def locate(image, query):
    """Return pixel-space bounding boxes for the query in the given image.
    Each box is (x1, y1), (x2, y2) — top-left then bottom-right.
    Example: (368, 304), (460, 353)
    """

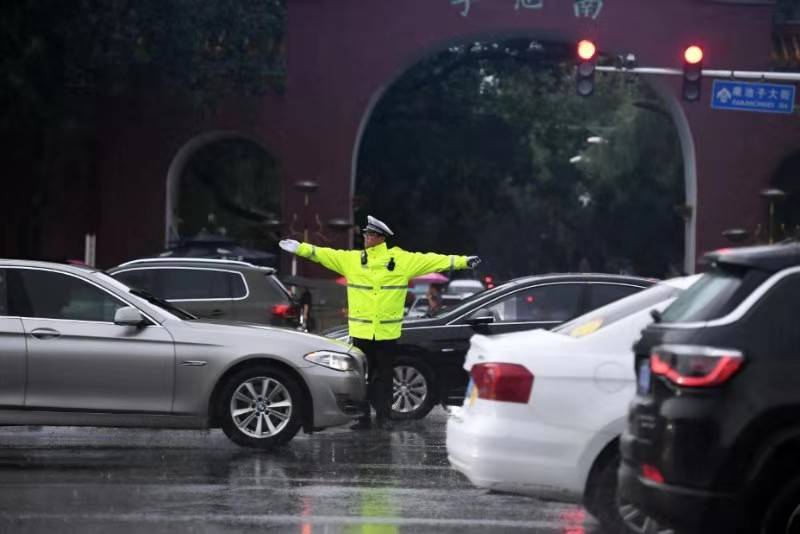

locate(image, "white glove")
(279, 239), (300, 254)
(467, 256), (481, 268)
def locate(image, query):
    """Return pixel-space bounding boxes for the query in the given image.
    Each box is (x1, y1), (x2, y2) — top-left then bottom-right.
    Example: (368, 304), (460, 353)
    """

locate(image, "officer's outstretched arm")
(405, 251), (469, 279)
(296, 243), (355, 276)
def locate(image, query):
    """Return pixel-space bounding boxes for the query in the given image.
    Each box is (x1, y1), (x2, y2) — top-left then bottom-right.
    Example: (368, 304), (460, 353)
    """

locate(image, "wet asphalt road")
(0, 408), (601, 534)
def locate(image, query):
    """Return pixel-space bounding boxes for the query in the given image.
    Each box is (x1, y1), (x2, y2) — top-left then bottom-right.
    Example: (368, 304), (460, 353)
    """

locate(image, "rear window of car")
(113, 268), (247, 300)
(660, 265), (770, 323)
(555, 283), (680, 338)
(267, 274), (292, 300)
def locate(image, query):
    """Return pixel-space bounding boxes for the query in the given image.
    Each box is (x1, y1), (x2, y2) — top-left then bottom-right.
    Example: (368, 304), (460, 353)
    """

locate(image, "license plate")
(637, 360), (651, 395)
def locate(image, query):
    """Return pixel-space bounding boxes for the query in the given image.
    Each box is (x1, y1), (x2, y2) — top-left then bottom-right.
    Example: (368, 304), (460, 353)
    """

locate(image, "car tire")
(219, 365), (303, 449)
(761, 475), (800, 534)
(390, 356), (436, 421)
(588, 451), (630, 534)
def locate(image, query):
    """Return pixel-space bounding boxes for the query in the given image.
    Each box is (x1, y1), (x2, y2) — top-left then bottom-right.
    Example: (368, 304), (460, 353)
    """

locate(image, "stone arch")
(349, 33), (697, 273)
(164, 131), (277, 247)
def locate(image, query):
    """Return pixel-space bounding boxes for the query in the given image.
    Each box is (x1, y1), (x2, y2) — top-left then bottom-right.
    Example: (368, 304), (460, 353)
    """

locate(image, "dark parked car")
(327, 273), (655, 420)
(109, 258), (300, 327)
(620, 243), (800, 534)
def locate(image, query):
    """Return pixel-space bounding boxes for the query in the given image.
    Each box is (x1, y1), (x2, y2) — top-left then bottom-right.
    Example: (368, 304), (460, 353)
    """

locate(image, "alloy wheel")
(392, 365), (428, 413)
(229, 377), (293, 438)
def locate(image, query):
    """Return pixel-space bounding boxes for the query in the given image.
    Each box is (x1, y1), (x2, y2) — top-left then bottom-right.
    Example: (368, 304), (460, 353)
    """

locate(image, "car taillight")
(271, 303), (297, 318)
(650, 344), (743, 388)
(470, 363), (533, 404)
(642, 464), (665, 484)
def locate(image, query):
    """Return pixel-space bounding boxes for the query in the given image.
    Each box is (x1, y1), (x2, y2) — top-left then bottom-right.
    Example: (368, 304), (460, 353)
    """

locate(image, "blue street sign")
(711, 80), (796, 115)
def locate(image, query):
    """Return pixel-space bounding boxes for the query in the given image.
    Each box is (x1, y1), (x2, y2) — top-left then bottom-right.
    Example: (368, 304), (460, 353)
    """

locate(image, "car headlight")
(304, 350), (356, 372)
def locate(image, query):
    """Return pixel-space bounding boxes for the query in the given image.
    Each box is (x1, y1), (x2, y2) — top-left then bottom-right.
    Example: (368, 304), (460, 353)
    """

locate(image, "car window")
(588, 283), (642, 310)
(265, 274), (292, 300)
(430, 282), (510, 318)
(485, 284), (582, 322)
(0, 270), (7, 316)
(660, 266), (770, 323)
(555, 283), (680, 338)
(113, 269), (159, 294)
(153, 269), (234, 300)
(7, 269), (125, 322)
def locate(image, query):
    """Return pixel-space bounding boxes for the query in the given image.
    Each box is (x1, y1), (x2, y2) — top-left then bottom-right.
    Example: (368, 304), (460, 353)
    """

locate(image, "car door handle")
(30, 328), (61, 340)
(207, 309), (224, 317)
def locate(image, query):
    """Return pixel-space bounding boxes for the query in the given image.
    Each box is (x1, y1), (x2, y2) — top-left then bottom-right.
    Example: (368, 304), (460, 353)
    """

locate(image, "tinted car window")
(486, 284), (581, 322)
(0, 270), (7, 315)
(555, 283), (679, 338)
(113, 269), (158, 294)
(7, 269), (125, 322)
(155, 269), (233, 300)
(265, 274), (291, 301)
(588, 283), (641, 310)
(660, 266), (769, 323)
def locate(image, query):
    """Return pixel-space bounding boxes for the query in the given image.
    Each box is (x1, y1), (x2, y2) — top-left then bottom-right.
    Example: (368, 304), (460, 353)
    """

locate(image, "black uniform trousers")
(352, 338), (395, 423)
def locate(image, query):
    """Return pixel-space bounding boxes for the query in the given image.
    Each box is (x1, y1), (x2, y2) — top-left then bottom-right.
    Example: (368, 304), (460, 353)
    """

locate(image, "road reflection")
(0, 409), (600, 533)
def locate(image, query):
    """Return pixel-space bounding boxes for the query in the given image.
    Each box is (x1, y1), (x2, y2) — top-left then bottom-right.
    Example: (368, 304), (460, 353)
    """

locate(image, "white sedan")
(446, 275), (699, 533)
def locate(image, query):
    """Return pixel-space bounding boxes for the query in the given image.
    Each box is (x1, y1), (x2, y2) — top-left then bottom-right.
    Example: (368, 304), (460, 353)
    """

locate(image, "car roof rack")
(115, 257), (276, 272)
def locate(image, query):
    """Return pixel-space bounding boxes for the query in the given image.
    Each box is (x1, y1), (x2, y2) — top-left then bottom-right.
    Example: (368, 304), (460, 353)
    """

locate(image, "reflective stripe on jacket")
(296, 241), (469, 340)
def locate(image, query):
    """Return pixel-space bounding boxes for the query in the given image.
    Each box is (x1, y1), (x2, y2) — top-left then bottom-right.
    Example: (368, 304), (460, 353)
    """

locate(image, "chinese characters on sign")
(711, 80), (796, 115)
(449, 0), (603, 17)
(450, 0), (473, 17)
(516, 0), (544, 9)
(574, 0), (603, 19)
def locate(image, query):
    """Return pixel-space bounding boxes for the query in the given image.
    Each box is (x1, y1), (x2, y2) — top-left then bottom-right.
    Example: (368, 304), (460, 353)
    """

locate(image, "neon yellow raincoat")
(296, 242), (469, 340)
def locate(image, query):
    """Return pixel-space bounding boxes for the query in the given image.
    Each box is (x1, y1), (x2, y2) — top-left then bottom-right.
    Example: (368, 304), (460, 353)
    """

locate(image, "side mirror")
(465, 308), (495, 326)
(114, 306), (147, 327)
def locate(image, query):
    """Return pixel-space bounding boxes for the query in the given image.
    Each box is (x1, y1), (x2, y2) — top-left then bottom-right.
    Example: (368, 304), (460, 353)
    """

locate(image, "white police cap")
(362, 215), (394, 237)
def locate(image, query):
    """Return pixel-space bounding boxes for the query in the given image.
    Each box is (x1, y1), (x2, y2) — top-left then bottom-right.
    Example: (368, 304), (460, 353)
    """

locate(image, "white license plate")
(637, 360), (651, 395)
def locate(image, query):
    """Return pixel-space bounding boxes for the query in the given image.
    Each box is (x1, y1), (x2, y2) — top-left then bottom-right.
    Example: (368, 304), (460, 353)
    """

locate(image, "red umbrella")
(412, 272), (449, 283)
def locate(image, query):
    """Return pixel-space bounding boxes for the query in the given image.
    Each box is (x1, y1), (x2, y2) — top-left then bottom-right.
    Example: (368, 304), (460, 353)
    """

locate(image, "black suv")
(620, 243), (800, 534)
(108, 258), (299, 327)
(327, 273), (653, 420)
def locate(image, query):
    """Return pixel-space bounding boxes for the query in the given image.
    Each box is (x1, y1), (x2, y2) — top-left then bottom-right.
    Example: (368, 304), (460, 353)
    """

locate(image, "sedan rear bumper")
(445, 406), (587, 502)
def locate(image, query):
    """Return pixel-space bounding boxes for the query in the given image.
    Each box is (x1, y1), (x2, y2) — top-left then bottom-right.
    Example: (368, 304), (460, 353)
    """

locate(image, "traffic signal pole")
(596, 65), (800, 82)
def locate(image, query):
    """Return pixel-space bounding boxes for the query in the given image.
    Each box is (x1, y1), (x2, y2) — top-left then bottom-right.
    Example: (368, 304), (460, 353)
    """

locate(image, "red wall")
(82, 0), (799, 272)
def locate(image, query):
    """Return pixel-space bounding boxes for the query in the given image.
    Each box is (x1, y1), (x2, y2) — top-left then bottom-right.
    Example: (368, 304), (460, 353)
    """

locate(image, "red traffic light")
(577, 40), (597, 61)
(684, 45), (703, 65)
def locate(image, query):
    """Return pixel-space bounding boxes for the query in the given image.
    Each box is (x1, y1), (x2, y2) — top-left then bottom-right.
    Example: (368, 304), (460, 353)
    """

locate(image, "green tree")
(0, 0), (285, 258)
(357, 39), (684, 279)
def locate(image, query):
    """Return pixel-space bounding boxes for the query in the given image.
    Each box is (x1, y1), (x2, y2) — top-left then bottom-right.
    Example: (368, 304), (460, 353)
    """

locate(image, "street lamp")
(761, 188), (788, 244)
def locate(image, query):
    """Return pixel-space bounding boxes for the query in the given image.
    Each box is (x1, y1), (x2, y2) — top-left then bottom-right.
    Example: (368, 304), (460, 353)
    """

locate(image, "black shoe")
(350, 419), (371, 431)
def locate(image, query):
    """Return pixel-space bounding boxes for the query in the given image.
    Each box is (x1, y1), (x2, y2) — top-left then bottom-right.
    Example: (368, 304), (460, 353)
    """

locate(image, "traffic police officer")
(279, 215), (480, 430)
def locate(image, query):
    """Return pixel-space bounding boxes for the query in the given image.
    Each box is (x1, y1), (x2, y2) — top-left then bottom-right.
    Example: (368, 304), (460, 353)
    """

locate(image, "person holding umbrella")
(279, 215), (480, 430)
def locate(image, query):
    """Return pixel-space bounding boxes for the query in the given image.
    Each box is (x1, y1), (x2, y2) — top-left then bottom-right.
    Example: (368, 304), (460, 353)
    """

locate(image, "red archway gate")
(91, 0), (800, 271)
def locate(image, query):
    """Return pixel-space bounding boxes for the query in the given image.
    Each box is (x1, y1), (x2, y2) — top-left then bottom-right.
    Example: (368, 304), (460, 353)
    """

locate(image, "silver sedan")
(0, 260), (367, 449)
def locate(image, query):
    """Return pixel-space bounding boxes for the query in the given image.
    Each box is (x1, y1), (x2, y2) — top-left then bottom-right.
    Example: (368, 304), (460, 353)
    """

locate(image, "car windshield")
(554, 283), (680, 338)
(93, 272), (196, 320)
(660, 266), (769, 323)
